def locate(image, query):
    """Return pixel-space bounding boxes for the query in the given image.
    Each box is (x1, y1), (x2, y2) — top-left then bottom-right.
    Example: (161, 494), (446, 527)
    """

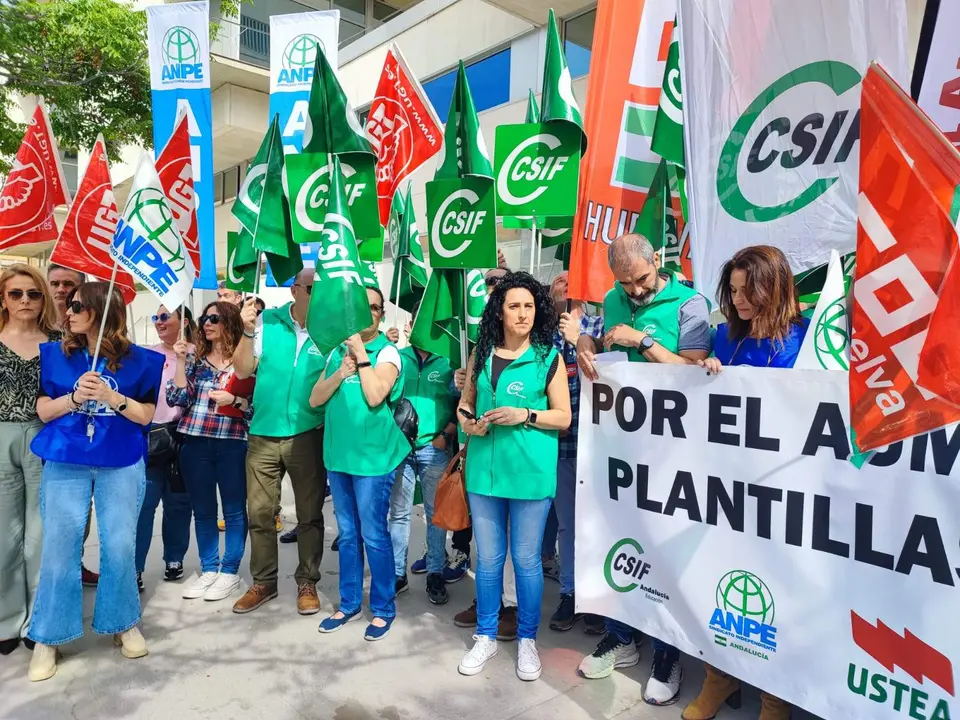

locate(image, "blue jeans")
(135, 462), (192, 572)
(28, 460), (146, 645)
(179, 437), (247, 575)
(388, 444), (449, 577)
(607, 618), (680, 660)
(468, 493), (552, 641)
(328, 469), (396, 619)
(555, 458), (577, 594)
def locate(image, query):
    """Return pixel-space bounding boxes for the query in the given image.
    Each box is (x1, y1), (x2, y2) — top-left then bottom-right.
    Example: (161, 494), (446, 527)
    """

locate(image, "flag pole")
(91, 261), (119, 369)
(529, 219), (537, 276)
(393, 268), (403, 332)
(460, 270), (469, 370)
(128, 305), (137, 344)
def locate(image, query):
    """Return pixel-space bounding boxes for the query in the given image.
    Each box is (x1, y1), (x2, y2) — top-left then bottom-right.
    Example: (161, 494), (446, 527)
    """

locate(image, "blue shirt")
(555, 313), (605, 460)
(32, 343), (164, 468)
(714, 319), (809, 368)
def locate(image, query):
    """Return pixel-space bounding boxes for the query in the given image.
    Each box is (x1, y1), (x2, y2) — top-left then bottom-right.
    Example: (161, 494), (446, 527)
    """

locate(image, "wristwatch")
(356, 361), (372, 369)
(232, 397), (244, 410)
(639, 335), (656, 352)
(116, 396), (128, 413)
(525, 411), (538, 428)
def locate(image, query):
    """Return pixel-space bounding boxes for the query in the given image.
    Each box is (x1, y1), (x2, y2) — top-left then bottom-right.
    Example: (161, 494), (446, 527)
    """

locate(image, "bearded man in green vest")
(576, 233), (711, 707)
(231, 270), (328, 617)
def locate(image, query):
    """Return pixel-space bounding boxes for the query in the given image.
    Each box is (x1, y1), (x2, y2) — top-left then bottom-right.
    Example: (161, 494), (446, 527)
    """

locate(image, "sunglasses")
(6, 289), (44, 301)
(198, 314), (221, 326)
(152, 313), (174, 323)
(67, 300), (87, 314)
(256, 308), (264, 316)
(293, 283), (312, 295)
(485, 277), (503, 287)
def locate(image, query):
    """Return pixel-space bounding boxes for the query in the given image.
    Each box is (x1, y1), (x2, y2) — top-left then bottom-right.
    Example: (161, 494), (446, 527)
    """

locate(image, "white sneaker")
(458, 635), (498, 676)
(204, 573), (241, 601)
(578, 632), (641, 679)
(182, 572), (219, 599)
(516, 638), (542, 681)
(643, 651), (683, 705)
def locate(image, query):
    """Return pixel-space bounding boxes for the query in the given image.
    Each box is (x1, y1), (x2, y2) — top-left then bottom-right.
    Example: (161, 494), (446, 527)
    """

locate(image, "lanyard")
(81, 350), (109, 442)
(730, 337), (781, 368)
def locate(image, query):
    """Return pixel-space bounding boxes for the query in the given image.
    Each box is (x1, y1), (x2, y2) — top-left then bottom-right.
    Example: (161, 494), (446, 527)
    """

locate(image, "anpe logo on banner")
(709, 570), (778, 660)
(278, 34), (323, 86)
(160, 26), (203, 83)
(815, 297), (850, 370)
(848, 612), (954, 719)
(717, 60), (862, 223)
(113, 188), (187, 294)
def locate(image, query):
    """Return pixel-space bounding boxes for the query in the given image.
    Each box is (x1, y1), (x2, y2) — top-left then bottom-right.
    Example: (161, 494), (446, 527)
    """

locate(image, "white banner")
(679, 0), (909, 297)
(915, 0), (960, 151)
(576, 363), (959, 720)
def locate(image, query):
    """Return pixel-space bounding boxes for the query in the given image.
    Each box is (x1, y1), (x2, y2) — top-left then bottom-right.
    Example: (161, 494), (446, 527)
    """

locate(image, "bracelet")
(356, 361), (372, 369)
(242, 330), (256, 339)
(69, 391), (80, 408)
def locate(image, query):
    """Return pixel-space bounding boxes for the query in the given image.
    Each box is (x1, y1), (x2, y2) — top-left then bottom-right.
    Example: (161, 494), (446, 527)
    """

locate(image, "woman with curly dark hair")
(168, 301), (252, 604)
(456, 271), (571, 682)
(27, 282), (163, 681)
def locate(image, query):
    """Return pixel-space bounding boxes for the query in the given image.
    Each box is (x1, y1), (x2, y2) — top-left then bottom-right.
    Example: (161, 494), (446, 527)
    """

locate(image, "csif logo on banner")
(160, 26), (204, 84)
(497, 133), (571, 205)
(493, 123), (581, 218)
(603, 538), (670, 604)
(717, 60), (862, 223)
(278, 34), (323, 87)
(293, 161), (365, 230)
(709, 570), (778, 660)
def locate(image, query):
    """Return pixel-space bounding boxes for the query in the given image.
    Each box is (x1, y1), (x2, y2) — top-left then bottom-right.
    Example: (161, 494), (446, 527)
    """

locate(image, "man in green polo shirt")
(231, 270), (327, 616)
(576, 233), (711, 707)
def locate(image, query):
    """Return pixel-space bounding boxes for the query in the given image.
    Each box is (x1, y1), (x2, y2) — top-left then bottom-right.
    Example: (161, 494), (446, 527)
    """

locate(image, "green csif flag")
(390, 185), (428, 313)
(409, 268), (486, 369)
(633, 158), (681, 272)
(435, 62), (494, 180)
(651, 17), (688, 223)
(541, 8), (586, 152)
(226, 230), (257, 292)
(359, 260), (380, 289)
(306, 156), (373, 355)
(525, 89), (540, 124)
(503, 92), (543, 230)
(303, 49), (373, 156)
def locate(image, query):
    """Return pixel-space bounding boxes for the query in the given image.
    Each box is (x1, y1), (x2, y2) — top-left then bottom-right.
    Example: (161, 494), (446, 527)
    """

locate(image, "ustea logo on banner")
(160, 26), (204, 84)
(278, 34), (322, 87)
(848, 611), (955, 719)
(709, 570), (778, 660)
(604, 538), (670, 604)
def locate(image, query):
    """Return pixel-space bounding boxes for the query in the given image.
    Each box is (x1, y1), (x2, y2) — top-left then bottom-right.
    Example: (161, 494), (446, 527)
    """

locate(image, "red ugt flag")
(0, 102), (70, 250)
(50, 136), (136, 303)
(156, 112), (200, 277)
(367, 44), (443, 226)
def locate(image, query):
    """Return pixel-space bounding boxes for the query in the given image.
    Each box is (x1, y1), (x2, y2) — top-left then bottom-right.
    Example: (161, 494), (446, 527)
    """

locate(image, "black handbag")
(147, 422), (179, 467)
(393, 397), (419, 448)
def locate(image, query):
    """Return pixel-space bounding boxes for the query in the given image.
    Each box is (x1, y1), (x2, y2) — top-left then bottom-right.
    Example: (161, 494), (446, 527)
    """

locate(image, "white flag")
(110, 152), (196, 309)
(795, 250), (849, 370)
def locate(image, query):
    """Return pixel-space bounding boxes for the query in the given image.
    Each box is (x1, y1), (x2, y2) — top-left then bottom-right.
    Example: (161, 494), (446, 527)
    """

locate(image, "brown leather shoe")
(297, 583), (321, 615)
(453, 600), (478, 628)
(232, 583), (278, 614)
(497, 605), (518, 642)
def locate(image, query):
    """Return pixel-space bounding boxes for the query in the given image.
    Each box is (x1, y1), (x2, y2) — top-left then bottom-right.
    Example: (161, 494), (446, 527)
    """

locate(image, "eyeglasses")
(67, 300), (87, 314)
(152, 313), (173, 323)
(6, 289), (44, 301)
(370, 304), (383, 314)
(293, 283), (313, 295)
(198, 314), (221, 326)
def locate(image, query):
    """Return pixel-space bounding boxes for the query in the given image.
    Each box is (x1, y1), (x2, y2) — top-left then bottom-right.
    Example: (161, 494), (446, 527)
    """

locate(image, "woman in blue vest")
(457, 271), (571, 682)
(27, 282), (163, 682)
(684, 245), (805, 720)
(310, 286), (407, 642)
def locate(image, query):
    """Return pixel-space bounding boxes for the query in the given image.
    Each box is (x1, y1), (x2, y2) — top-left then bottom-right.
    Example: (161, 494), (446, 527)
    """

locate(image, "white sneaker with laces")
(643, 653), (683, 705)
(578, 632), (641, 679)
(516, 638), (542, 681)
(458, 635), (498, 676)
(182, 572), (219, 599)
(204, 573), (241, 601)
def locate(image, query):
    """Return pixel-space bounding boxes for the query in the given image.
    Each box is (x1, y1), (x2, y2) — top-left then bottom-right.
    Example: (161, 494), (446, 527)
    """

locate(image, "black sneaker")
(137, 572), (145, 594)
(331, 534), (340, 552)
(164, 562), (184, 581)
(395, 575), (409, 595)
(279, 527), (299, 544)
(583, 613), (606, 635)
(549, 593), (581, 631)
(426, 573), (448, 605)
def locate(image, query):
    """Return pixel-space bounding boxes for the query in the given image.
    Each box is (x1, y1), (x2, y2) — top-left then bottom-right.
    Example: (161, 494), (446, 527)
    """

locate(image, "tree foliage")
(0, 0), (242, 173)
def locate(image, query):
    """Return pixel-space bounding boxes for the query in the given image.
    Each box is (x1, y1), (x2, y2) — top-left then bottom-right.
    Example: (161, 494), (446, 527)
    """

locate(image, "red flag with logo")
(50, 136), (136, 303)
(0, 101), (70, 251)
(367, 44), (443, 226)
(156, 112), (200, 277)
(850, 63), (960, 451)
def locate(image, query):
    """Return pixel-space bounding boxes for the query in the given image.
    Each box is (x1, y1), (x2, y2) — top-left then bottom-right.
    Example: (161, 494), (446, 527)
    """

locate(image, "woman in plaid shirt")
(167, 302), (252, 604)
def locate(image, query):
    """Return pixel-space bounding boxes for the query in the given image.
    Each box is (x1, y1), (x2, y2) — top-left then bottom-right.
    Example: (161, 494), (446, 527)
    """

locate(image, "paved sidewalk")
(0, 483), (821, 720)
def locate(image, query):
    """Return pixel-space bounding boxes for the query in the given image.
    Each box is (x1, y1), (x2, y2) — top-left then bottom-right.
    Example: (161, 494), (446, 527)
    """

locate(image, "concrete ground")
(0, 480), (822, 720)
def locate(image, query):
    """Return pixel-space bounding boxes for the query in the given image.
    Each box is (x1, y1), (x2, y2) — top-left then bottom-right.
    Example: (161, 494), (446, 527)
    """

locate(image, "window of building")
(59, 150), (79, 198)
(563, 7), (596, 78)
(423, 49), (512, 123)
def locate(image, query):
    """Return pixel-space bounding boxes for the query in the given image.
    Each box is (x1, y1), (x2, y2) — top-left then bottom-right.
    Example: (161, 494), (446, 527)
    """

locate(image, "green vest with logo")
(465, 346), (559, 500)
(399, 347), (457, 449)
(602, 273), (698, 362)
(322, 332), (408, 477)
(250, 303), (326, 438)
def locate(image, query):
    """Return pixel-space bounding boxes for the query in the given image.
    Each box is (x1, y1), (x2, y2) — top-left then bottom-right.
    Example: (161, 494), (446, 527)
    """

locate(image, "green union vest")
(399, 347), (457, 449)
(249, 303), (326, 438)
(323, 332), (408, 477)
(465, 345), (559, 501)
(602, 272), (698, 361)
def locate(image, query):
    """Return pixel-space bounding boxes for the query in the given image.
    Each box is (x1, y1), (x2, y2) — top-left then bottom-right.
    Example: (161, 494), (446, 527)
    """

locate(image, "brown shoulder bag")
(432, 444), (471, 531)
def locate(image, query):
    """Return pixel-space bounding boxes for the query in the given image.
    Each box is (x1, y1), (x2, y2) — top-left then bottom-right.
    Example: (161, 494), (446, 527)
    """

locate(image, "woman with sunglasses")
(683, 245), (806, 720)
(168, 302), (251, 603)
(134, 306), (197, 592)
(0, 265), (60, 659)
(310, 287), (407, 642)
(27, 282), (163, 681)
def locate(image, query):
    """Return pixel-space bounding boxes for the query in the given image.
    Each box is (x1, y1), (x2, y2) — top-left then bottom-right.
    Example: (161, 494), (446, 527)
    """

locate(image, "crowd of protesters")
(0, 234), (808, 720)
